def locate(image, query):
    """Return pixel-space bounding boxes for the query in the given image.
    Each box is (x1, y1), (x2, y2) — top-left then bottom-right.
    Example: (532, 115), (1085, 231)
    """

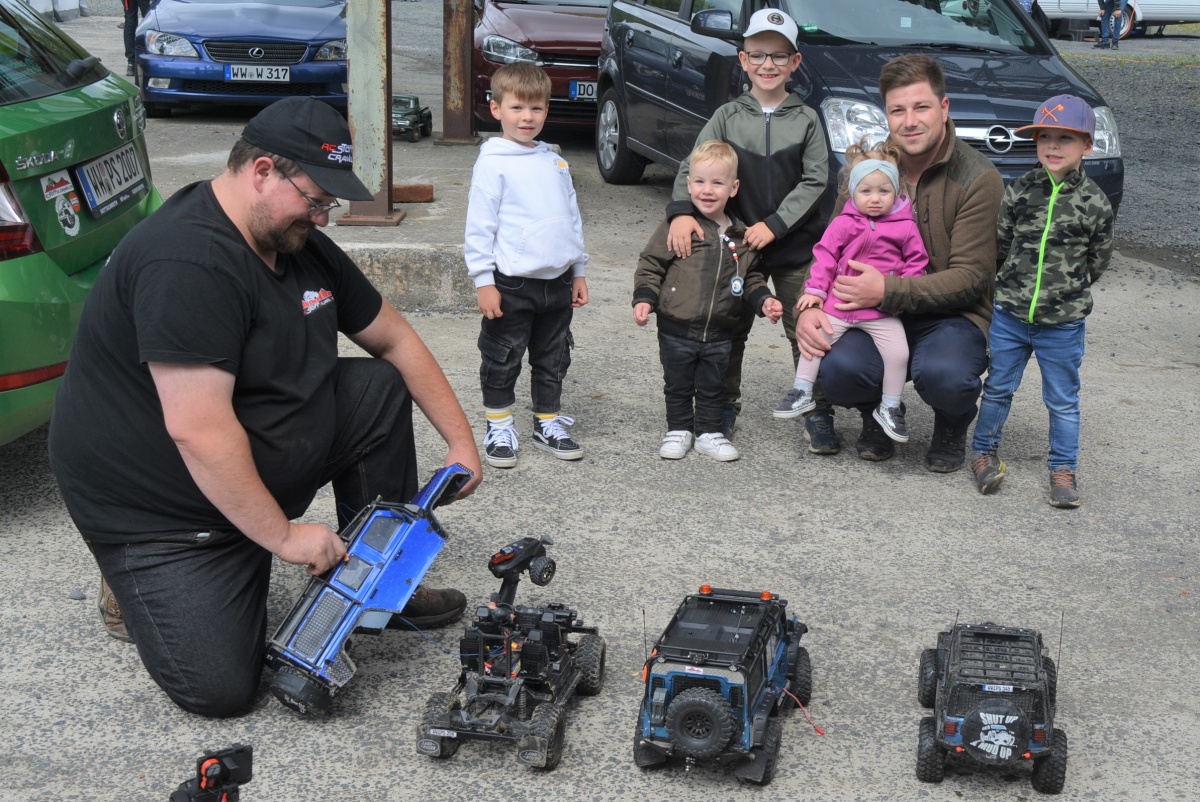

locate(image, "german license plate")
(227, 64), (290, 82)
(982, 684), (1014, 692)
(73, 142), (148, 217)
(569, 80), (597, 101)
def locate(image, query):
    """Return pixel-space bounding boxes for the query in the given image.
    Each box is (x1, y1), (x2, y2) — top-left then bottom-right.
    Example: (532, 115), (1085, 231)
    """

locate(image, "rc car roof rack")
(954, 623), (1041, 685)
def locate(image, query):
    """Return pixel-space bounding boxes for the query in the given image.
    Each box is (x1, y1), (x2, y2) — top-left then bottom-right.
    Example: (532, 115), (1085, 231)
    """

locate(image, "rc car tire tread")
(1044, 655), (1058, 707)
(419, 691), (460, 759)
(789, 646), (813, 707)
(916, 716), (946, 783)
(665, 687), (735, 760)
(751, 719), (783, 786)
(918, 647), (939, 708)
(1030, 728), (1068, 794)
(576, 633), (606, 696)
(528, 702), (567, 770)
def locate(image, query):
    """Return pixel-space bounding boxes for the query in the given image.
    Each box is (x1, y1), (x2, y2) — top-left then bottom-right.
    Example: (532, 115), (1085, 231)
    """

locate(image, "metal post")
(340, 0), (404, 225)
(440, 0), (478, 144)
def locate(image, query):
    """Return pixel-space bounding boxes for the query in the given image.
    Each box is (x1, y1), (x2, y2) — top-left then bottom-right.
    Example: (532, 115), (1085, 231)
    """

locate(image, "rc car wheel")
(269, 665), (332, 717)
(519, 702), (567, 770)
(529, 555), (556, 586)
(665, 687), (735, 760)
(416, 691), (461, 759)
(633, 721), (667, 768)
(750, 719), (783, 786)
(420, 121), (433, 137)
(576, 634), (606, 696)
(1043, 656), (1058, 707)
(1030, 727), (1068, 794)
(595, 88), (645, 185)
(787, 643), (816, 705)
(915, 716), (946, 783)
(917, 647), (939, 708)
(407, 128), (420, 143)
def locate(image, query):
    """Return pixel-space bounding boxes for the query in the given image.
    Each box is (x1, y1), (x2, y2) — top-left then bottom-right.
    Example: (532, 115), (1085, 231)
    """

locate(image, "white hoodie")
(464, 137), (588, 288)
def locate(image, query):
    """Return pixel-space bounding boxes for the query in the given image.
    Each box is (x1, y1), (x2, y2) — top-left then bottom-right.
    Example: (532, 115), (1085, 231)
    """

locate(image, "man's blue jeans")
(1099, 0), (1129, 44)
(972, 305), (1086, 470)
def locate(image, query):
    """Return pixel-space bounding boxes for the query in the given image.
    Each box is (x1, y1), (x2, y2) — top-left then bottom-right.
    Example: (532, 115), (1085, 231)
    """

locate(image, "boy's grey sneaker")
(483, 421), (519, 468)
(969, 451), (1006, 495)
(658, 430), (694, 460)
(872, 403), (909, 442)
(773, 387), (815, 419)
(803, 408), (840, 454)
(533, 415), (583, 460)
(694, 432), (739, 462)
(1049, 468), (1081, 508)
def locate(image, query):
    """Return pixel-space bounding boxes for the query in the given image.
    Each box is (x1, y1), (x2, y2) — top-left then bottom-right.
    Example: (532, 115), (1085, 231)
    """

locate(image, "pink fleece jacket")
(806, 197), (929, 323)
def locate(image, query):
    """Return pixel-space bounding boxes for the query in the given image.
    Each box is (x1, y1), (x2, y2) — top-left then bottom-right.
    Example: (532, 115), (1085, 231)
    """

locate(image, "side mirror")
(690, 9), (741, 41)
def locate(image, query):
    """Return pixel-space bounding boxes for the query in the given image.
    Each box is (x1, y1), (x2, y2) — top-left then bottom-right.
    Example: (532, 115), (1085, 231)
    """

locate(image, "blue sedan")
(135, 0), (348, 117)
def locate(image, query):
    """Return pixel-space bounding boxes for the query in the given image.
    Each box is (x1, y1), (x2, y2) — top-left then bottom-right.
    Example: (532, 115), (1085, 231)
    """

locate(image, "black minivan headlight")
(1088, 106), (1120, 159)
(821, 98), (889, 153)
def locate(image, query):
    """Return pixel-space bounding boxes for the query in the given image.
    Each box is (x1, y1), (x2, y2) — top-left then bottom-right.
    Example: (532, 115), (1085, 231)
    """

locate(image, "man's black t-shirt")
(49, 182), (383, 542)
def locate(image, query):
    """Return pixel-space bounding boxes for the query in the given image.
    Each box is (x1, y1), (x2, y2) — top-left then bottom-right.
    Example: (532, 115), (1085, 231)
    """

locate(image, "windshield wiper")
(904, 42), (1013, 54)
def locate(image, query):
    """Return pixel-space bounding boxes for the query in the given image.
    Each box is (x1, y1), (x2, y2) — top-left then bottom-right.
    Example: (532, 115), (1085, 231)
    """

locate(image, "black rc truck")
(416, 536), (605, 770)
(634, 586), (811, 785)
(916, 622), (1067, 794)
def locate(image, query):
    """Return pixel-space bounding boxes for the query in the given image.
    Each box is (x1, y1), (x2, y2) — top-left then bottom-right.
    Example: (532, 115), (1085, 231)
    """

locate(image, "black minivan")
(595, 0), (1123, 217)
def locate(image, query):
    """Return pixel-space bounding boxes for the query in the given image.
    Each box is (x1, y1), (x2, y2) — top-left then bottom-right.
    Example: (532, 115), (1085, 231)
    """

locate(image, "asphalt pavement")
(2, 9), (1198, 802)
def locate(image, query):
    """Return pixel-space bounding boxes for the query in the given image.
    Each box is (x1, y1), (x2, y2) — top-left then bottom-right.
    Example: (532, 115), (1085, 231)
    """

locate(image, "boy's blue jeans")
(478, 272), (574, 413)
(972, 305), (1086, 470)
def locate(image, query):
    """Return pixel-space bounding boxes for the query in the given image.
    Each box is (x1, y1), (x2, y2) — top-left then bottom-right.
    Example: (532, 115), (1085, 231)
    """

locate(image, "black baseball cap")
(242, 97), (374, 201)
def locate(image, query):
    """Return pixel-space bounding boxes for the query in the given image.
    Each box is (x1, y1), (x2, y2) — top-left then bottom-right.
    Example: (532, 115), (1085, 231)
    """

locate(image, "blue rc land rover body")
(635, 586), (811, 785)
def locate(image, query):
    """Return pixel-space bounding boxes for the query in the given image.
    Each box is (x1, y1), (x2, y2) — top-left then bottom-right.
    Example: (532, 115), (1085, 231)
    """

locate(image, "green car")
(0, 0), (162, 447)
(391, 94), (433, 143)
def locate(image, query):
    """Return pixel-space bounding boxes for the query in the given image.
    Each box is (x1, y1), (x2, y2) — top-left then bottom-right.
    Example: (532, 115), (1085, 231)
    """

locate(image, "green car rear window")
(1, 0), (108, 106)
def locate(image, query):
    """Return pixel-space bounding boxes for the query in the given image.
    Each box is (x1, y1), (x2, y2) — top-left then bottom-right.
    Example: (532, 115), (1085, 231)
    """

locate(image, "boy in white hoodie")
(465, 63), (589, 468)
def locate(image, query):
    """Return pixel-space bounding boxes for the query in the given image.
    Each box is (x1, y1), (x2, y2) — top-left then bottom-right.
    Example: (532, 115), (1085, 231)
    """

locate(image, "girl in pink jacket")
(773, 145), (928, 442)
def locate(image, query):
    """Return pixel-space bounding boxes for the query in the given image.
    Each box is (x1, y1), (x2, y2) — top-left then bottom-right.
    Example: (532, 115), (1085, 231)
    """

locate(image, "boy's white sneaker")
(694, 432), (739, 462)
(658, 430), (694, 459)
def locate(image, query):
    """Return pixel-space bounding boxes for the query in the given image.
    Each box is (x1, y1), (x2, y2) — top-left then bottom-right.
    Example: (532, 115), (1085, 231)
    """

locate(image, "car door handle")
(671, 50), (683, 70)
(624, 30), (634, 48)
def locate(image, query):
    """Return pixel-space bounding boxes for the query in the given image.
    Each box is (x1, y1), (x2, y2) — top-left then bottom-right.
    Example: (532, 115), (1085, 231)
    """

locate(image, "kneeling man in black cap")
(49, 98), (483, 717)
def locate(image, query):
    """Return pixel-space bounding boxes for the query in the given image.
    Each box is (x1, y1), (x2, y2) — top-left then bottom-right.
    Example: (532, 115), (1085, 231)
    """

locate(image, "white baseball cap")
(742, 9), (799, 49)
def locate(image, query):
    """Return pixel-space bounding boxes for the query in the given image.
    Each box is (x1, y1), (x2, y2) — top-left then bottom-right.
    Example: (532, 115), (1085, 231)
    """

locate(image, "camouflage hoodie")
(995, 166), (1114, 325)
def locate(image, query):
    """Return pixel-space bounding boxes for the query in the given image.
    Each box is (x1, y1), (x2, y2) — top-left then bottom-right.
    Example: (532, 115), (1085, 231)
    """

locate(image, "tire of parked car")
(595, 88), (645, 184)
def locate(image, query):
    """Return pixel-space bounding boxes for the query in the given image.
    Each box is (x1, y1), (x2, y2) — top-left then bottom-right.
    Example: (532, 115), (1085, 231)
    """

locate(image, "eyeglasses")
(743, 51), (795, 66)
(279, 170), (341, 216)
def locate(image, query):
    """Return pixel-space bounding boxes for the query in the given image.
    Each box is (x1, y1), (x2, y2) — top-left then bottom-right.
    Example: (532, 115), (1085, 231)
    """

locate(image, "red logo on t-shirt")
(301, 288), (334, 315)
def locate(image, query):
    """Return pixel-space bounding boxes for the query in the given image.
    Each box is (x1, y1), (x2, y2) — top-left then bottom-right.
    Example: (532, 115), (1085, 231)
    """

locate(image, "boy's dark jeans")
(659, 331), (732, 435)
(85, 358), (418, 718)
(816, 314), (988, 431)
(478, 272), (574, 414)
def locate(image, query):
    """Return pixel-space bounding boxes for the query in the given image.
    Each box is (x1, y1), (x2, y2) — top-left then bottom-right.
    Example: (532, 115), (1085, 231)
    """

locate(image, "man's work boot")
(98, 577), (133, 643)
(926, 413), (968, 473)
(803, 408), (840, 455)
(855, 409), (894, 461)
(388, 585), (467, 631)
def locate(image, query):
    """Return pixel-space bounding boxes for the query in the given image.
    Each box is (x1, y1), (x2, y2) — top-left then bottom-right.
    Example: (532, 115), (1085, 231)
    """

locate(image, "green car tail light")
(0, 168), (44, 260)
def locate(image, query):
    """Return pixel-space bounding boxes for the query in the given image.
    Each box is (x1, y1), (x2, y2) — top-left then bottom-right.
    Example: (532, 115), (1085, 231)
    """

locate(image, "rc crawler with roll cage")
(916, 621), (1067, 794)
(634, 585), (811, 785)
(416, 536), (606, 770)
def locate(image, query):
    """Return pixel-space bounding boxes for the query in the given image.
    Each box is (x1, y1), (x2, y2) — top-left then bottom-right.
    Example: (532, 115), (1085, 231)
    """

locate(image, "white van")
(1039, 0), (1200, 39)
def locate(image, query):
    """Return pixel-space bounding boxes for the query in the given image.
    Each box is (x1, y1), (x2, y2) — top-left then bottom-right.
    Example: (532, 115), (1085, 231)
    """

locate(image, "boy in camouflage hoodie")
(969, 95), (1114, 507)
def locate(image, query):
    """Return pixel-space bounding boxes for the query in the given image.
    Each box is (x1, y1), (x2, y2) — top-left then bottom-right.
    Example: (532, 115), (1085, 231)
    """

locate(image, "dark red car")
(473, 0), (606, 129)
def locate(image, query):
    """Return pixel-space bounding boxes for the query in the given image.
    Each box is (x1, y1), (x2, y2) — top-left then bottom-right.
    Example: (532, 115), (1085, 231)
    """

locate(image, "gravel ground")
(1052, 34), (1200, 272)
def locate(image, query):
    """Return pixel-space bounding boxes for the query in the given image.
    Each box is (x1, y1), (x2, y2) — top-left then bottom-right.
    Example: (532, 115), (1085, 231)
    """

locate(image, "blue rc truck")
(634, 586), (811, 785)
(265, 464), (473, 716)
